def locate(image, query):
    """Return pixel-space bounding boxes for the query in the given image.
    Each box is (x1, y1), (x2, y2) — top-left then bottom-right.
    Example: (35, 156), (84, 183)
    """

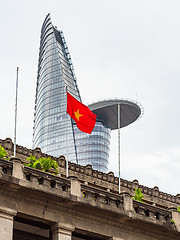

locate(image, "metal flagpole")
(118, 103), (121, 193)
(14, 67), (19, 157)
(66, 86), (68, 177)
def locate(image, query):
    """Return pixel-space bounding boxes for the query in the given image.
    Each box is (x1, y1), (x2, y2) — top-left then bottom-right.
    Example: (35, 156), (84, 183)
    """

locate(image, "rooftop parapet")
(0, 155), (180, 238)
(0, 137), (180, 209)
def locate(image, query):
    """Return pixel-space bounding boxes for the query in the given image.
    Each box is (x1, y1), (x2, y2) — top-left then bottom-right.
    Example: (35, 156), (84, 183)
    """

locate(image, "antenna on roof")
(14, 67), (19, 157)
(118, 103), (121, 193)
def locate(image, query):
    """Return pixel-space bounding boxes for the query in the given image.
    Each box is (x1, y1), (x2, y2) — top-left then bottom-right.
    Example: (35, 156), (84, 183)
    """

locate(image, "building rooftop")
(0, 137), (180, 239)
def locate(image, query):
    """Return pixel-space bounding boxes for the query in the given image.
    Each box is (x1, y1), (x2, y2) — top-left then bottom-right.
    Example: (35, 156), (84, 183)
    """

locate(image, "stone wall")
(0, 152), (180, 239)
(1, 137), (179, 209)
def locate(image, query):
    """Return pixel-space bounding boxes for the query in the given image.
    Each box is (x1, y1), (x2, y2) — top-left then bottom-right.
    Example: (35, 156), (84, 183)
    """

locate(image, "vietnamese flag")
(67, 92), (97, 134)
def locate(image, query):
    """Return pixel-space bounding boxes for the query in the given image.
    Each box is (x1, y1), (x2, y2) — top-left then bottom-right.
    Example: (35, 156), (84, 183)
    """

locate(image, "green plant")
(0, 145), (9, 160)
(133, 188), (144, 202)
(93, 194), (98, 201)
(40, 157), (58, 174)
(25, 156), (58, 175)
(82, 191), (87, 198)
(171, 219), (175, 224)
(177, 206), (180, 213)
(25, 155), (42, 169)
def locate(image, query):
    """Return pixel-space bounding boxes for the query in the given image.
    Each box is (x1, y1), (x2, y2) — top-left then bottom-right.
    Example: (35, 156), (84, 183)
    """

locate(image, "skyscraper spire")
(33, 13), (80, 162)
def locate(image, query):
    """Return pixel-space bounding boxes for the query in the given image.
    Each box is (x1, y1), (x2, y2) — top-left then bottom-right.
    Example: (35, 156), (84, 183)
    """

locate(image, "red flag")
(67, 92), (96, 134)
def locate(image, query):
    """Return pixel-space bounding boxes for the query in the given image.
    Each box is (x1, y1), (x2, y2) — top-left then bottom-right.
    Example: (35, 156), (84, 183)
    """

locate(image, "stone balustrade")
(0, 137), (180, 207)
(0, 156), (179, 232)
(133, 200), (172, 224)
(0, 158), (13, 177)
(23, 165), (71, 193)
(0, 158), (71, 193)
(81, 184), (124, 208)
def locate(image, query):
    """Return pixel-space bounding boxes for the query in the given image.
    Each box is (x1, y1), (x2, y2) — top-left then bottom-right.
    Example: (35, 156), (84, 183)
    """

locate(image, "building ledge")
(0, 157), (180, 237)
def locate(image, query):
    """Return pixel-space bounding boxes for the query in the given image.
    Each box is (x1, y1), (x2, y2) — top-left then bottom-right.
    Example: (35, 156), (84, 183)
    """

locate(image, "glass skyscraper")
(33, 13), (81, 164)
(33, 14), (142, 172)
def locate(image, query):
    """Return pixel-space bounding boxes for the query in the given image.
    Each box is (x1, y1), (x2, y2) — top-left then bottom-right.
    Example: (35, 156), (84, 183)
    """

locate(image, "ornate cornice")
(1, 137), (180, 207)
(0, 184), (178, 240)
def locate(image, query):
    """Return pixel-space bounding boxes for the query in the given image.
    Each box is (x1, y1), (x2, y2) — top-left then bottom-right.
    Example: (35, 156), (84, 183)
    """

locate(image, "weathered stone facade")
(0, 137), (180, 240)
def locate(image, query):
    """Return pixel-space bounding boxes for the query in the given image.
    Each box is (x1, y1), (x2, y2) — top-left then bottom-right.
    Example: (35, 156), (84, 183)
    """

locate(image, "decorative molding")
(0, 206), (17, 220)
(1, 137), (180, 207)
(0, 177), (179, 240)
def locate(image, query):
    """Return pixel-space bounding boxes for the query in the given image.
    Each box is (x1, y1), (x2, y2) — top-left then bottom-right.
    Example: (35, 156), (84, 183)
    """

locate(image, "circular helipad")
(88, 99), (143, 130)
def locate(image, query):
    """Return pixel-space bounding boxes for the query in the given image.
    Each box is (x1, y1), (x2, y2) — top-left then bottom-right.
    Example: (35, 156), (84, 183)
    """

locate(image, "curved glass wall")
(33, 14), (80, 162)
(74, 121), (111, 172)
(33, 14), (110, 172)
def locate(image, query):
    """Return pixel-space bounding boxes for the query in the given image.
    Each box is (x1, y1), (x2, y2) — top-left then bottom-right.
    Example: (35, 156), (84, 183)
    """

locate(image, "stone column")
(69, 176), (81, 197)
(121, 192), (134, 212)
(51, 222), (74, 240)
(112, 238), (124, 240)
(0, 206), (17, 240)
(169, 207), (180, 232)
(10, 157), (24, 179)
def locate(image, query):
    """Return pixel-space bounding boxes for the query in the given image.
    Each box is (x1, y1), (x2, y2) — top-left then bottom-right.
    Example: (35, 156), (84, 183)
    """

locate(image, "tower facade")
(33, 14), (111, 172)
(33, 14), (142, 173)
(33, 14), (80, 163)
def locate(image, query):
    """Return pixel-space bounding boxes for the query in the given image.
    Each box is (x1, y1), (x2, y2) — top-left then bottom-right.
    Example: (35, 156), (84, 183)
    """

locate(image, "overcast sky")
(0, 0), (180, 195)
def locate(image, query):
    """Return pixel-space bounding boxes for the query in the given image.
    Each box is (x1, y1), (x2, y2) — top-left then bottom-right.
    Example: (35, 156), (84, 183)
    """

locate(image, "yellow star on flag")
(74, 109), (83, 121)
